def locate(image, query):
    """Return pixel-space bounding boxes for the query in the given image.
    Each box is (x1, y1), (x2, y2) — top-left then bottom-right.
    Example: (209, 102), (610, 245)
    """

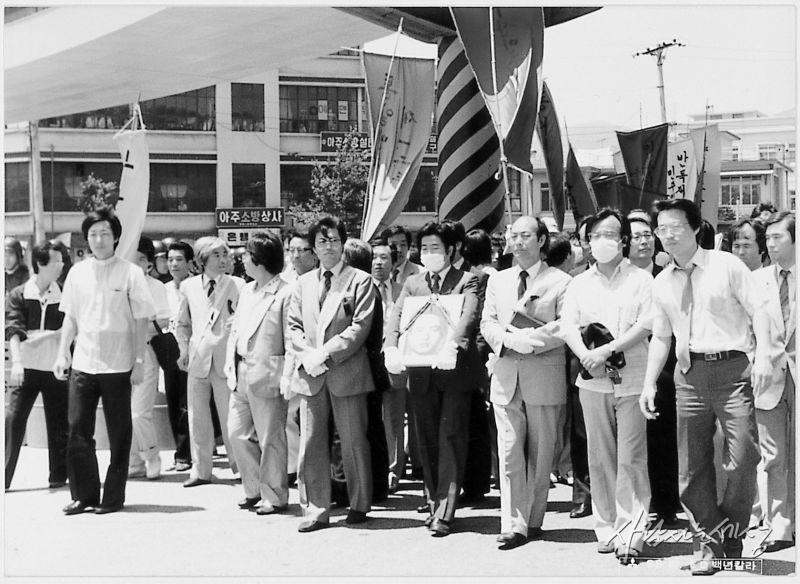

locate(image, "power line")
(634, 39), (685, 124)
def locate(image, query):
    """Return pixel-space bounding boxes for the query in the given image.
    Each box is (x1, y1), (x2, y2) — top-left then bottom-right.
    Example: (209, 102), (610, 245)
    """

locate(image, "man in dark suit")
(628, 212), (680, 526)
(385, 221), (480, 537)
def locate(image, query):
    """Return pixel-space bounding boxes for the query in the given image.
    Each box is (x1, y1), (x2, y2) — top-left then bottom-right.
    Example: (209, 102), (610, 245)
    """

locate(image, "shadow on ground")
(121, 503), (205, 513)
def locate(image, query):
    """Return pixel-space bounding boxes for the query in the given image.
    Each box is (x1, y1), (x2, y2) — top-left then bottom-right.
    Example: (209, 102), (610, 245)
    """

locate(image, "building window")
(39, 161), (216, 212)
(730, 144), (740, 162)
(790, 189), (796, 211)
(279, 85), (359, 133)
(139, 86), (216, 131)
(508, 169), (522, 212)
(280, 164), (314, 208)
(720, 175), (762, 207)
(231, 83), (265, 132)
(757, 143), (782, 161)
(5, 162), (30, 212)
(786, 143), (796, 164)
(232, 164), (266, 207)
(404, 166), (437, 213)
(540, 182), (550, 212)
(40, 105), (131, 130)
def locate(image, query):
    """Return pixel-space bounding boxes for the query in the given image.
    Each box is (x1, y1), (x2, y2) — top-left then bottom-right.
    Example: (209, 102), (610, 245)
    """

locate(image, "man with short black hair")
(728, 218), (767, 271)
(640, 198), (773, 575)
(54, 207), (155, 515)
(381, 225), (420, 287)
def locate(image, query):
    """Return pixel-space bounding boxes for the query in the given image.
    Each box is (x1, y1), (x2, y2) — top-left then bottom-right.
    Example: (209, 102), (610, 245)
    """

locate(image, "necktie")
(779, 269), (790, 327)
(380, 282), (390, 319)
(319, 270), (333, 307)
(677, 265), (695, 374)
(207, 279), (216, 298)
(518, 270), (528, 300)
(392, 268), (400, 284)
(430, 273), (441, 294)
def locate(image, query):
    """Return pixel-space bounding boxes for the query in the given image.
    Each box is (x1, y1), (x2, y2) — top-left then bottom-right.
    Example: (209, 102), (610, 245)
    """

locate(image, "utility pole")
(28, 121), (46, 243)
(634, 39), (684, 124)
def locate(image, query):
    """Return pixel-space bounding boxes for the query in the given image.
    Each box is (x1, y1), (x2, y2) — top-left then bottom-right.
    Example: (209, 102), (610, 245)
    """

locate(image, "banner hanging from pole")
(451, 7), (544, 174)
(690, 124), (721, 228)
(361, 52), (435, 242)
(535, 81), (565, 230)
(112, 105), (150, 262)
(616, 123), (669, 195)
(565, 144), (598, 221)
(666, 138), (698, 200)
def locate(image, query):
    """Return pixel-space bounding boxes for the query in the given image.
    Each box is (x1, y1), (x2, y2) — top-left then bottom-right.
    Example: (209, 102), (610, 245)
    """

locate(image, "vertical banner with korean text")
(112, 127), (150, 261)
(451, 7), (544, 174)
(666, 138), (697, 200)
(361, 52), (435, 242)
(690, 124), (721, 228)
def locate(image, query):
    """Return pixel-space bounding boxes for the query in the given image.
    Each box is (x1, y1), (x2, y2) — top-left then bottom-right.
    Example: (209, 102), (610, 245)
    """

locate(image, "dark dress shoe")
(429, 518), (451, 537)
(570, 502), (592, 518)
(48, 481), (67, 489)
(690, 559), (719, 576)
(723, 537), (743, 558)
(497, 531), (521, 543)
(255, 504), (288, 516)
(183, 477), (212, 488)
(499, 532), (527, 550)
(527, 527), (544, 540)
(762, 539), (794, 553)
(345, 510), (368, 524)
(417, 503), (431, 514)
(95, 503), (123, 515)
(62, 500), (95, 515)
(238, 496), (261, 509)
(298, 519), (329, 533)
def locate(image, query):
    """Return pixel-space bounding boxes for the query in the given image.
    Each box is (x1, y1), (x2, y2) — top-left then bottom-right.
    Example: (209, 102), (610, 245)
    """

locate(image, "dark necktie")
(207, 279), (216, 298)
(430, 273), (441, 294)
(518, 270), (528, 300)
(779, 269), (790, 327)
(319, 270), (333, 307)
(392, 268), (400, 283)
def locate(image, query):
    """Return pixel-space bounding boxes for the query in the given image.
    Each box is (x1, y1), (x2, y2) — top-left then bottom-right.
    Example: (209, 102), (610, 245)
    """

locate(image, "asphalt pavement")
(2, 446), (795, 580)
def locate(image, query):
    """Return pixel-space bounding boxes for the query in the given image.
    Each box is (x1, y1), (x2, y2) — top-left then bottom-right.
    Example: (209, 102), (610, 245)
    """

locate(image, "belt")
(689, 350), (745, 362)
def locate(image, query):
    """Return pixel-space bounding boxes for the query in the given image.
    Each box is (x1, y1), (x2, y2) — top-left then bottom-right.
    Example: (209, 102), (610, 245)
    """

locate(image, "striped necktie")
(319, 270), (332, 308)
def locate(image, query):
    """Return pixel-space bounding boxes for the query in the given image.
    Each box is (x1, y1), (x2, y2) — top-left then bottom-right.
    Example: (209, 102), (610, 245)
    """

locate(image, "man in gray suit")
(287, 215), (376, 532)
(480, 216), (571, 549)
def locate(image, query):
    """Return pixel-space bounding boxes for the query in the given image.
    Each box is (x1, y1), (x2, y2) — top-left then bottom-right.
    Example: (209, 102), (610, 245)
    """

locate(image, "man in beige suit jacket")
(481, 216), (571, 549)
(225, 232), (291, 516)
(287, 216), (376, 532)
(753, 211), (796, 553)
(176, 237), (242, 487)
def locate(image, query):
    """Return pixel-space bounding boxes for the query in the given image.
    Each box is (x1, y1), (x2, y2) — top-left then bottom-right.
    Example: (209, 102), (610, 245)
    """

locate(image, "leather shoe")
(498, 532), (527, 550)
(570, 502), (592, 518)
(298, 519), (329, 533)
(174, 462), (192, 472)
(48, 480), (67, 489)
(429, 518), (451, 537)
(345, 510), (368, 524)
(690, 559), (719, 576)
(183, 477), (211, 488)
(94, 503), (123, 515)
(417, 503), (431, 514)
(762, 539), (794, 553)
(255, 504), (287, 516)
(527, 527), (544, 540)
(62, 500), (95, 515)
(238, 496), (261, 509)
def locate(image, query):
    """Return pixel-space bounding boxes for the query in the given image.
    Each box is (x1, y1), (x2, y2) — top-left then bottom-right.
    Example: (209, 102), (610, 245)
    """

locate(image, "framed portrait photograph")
(398, 294), (465, 367)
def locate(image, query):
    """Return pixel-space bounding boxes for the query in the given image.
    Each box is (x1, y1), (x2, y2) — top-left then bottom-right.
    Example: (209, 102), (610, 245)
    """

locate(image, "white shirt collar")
(452, 257), (465, 270)
(517, 260), (542, 281)
(22, 277), (61, 302)
(319, 260), (344, 280)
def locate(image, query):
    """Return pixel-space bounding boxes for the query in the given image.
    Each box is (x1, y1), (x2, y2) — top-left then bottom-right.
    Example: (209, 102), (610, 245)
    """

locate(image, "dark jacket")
(5, 280), (64, 342)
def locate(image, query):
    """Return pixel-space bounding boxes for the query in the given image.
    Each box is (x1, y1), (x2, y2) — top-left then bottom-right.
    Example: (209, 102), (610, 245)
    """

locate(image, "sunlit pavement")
(3, 447), (795, 579)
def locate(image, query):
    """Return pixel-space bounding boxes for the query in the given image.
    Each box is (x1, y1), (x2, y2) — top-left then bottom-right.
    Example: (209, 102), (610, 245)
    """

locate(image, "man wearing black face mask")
(384, 221), (480, 537)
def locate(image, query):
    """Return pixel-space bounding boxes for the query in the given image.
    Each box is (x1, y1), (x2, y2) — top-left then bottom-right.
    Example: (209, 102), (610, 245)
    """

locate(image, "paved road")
(3, 447), (795, 579)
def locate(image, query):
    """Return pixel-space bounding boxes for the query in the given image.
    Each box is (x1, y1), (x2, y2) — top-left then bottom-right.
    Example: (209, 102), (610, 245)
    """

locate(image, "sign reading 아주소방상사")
(215, 207), (285, 229)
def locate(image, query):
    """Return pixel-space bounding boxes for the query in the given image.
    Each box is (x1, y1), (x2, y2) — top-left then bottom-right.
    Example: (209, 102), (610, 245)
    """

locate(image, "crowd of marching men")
(4, 200), (795, 574)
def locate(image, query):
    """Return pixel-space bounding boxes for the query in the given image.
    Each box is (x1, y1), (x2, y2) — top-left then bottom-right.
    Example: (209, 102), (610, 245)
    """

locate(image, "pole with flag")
(535, 81), (565, 230)
(565, 144), (598, 224)
(112, 103), (150, 261)
(361, 20), (436, 242)
(451, 7), (545, 228)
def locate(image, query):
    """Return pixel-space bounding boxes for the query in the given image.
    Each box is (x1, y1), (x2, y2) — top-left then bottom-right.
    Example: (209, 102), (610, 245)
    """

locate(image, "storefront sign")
(320, 131), (371, 152)
(215, 207), (285, 228)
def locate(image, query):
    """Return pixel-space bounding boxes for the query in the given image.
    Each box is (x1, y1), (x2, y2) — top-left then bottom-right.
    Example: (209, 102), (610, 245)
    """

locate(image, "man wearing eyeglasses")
(628, 212), (681, 529)
(281, 229), (318, 487)
(287, 215), (376, 532)
(640, 198), (773, 576)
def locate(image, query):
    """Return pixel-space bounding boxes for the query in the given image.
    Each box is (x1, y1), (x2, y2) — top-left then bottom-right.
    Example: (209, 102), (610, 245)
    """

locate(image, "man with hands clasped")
(384, 221), (480, 538)
(639, 199), (773, 576)
(560, 209), (653, 563)
(480, 216), (571, 550)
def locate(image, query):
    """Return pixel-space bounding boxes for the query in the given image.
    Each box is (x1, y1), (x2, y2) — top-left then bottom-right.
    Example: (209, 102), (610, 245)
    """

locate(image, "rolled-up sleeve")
(650, 287), (673, 338)
(729, 257), (767, 317)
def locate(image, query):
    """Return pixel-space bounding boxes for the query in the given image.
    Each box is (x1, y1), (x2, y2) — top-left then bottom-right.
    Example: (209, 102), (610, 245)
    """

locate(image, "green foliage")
(77, 173), (119, 214)
(289, 129), (369, 235)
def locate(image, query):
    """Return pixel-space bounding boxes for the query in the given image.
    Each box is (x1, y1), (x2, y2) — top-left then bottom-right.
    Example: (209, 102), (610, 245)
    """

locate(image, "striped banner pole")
(436, 35), (506, 234)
